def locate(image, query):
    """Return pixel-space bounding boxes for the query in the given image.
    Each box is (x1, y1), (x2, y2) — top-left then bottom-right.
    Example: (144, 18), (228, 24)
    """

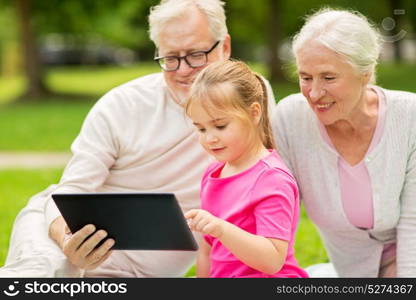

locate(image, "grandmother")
(272, 8), (416, 277)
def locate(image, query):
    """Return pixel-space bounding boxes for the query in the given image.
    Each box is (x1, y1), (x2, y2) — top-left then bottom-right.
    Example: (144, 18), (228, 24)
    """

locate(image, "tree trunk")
(267, 0), (284, 84)
(15, 0), (49, 100)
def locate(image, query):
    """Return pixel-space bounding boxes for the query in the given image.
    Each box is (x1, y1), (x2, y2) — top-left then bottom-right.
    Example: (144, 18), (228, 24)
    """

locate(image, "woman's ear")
(250, 102), (262, 125)
(361, 72), (372, 85)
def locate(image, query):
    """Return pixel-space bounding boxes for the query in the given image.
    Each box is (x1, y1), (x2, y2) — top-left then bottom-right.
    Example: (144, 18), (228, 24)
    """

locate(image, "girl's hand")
(185, 209), (225, 238)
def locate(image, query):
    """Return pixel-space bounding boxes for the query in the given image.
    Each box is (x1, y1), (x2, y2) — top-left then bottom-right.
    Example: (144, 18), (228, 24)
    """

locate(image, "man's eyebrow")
(163, 45), (209, 56)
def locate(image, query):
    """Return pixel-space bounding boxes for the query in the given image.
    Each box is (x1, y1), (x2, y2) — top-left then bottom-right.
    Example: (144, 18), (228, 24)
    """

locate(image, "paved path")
(0, 152), (72, 169)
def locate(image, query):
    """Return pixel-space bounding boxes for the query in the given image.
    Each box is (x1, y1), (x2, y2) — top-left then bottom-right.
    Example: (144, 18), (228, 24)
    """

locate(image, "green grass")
(46, 63), (160, 98)
(0, 168), (63, 265)
(0, 77), (25, 104)
(0, 63), (160, 105)
(0, 100), (93, 151)
(0, 63), (161, 152)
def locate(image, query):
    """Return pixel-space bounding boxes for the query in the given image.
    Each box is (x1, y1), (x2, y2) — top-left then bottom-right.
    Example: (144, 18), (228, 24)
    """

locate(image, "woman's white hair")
(148, 0), (228, 47)
(292, 8), (382, 83)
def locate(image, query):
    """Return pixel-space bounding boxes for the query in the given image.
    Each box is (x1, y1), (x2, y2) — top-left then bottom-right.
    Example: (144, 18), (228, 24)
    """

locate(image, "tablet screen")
(52, 193), (198, 251)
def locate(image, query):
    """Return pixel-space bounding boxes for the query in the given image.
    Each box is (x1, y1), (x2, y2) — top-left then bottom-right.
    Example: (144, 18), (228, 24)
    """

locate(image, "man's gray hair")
(292, 8), (382, 83)
(148, 0), (228, 47)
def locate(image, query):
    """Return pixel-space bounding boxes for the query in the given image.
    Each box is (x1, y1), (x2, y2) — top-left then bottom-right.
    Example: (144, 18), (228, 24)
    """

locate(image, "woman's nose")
(309, 83), (326, 102)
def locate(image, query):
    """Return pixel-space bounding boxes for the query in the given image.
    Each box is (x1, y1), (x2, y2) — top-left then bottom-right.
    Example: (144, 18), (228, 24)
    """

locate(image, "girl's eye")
(197, 128), (206, 133)
(325, 77), (335, 81)
(216, 125), (227, 130)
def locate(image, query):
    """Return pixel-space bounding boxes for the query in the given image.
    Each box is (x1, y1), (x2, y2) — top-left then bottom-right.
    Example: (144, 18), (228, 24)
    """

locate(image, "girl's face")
(188, 102), (256, 165)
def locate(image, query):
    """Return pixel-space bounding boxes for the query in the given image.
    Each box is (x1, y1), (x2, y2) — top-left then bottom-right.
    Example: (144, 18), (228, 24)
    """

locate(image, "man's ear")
(250, 102), (262, 125)
(222, 34), (232, 60)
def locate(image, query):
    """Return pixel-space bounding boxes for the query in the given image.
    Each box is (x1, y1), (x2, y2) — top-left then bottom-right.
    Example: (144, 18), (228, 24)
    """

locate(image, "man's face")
(157, 8), (231, 104)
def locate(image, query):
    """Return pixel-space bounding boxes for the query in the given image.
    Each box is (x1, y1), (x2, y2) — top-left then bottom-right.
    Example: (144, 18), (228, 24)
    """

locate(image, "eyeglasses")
(154, 41), (220, 72)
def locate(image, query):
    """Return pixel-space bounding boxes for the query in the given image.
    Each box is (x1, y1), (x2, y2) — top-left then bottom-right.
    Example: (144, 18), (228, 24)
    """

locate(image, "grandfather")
(1, 0), (274, 277)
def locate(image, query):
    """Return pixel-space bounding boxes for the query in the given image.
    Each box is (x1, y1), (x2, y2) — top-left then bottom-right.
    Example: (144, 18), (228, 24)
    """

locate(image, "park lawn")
(0, 62), (161, 104)
(0, 100), (93, 151)
(0, 168), (63, 265)
(0, 168), (328, 273)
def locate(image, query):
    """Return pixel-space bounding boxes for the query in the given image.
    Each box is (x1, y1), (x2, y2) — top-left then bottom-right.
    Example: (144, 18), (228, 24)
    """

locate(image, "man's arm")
(46, 91), (123, 269)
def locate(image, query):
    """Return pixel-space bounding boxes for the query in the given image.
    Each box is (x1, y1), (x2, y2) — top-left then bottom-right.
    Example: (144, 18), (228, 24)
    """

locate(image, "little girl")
(184, 60), (308, 278)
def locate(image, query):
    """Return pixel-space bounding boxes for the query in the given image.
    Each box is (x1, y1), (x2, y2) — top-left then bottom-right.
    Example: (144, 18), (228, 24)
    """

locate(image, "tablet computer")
(51, 193), (198, 251)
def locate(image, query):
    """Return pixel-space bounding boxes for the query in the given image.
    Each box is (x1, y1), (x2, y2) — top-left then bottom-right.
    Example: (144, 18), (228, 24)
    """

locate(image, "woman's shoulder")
(381, 87), (416, 107)
(380, 87), (416, 126)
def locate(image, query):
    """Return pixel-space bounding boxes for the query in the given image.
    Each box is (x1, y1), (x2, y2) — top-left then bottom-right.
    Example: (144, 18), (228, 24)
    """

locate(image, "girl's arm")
(185, 209), (288, 275)
(196, 238), (212, 277)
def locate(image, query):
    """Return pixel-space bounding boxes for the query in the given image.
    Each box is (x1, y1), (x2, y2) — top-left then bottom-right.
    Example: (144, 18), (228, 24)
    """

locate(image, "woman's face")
(296, 42), (369, 126)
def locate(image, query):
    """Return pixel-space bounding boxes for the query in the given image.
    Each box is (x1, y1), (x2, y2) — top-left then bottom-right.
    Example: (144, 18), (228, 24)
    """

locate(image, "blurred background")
(0, 0), (415, 273)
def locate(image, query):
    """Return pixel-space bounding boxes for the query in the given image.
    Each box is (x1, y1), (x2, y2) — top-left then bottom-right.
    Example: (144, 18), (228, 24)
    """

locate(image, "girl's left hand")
(185, 209), (225, 238)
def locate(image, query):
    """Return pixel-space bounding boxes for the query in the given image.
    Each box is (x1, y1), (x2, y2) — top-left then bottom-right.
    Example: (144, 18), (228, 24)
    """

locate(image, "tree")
(2, 0), (157, 101)
(15, 0), (50, 100)
(267, 0), (285, 83)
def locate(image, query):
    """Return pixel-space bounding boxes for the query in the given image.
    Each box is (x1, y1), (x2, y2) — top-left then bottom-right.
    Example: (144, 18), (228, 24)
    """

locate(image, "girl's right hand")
(185, 209), (225, 238)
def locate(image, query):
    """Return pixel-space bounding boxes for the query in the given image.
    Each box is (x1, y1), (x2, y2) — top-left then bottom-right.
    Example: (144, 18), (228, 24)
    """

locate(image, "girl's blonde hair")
(186, 60), (276, 150)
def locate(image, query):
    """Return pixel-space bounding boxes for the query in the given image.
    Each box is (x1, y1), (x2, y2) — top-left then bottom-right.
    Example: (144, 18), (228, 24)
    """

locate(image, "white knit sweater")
(272, 88), (416, 277)
(43, 72), (275, 277)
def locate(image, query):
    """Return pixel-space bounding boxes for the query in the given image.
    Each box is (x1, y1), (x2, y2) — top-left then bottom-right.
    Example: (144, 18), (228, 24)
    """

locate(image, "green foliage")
(32, 0), (159, 50)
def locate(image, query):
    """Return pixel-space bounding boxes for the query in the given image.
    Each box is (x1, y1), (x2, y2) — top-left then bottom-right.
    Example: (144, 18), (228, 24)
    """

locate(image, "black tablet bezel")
(51, 193), (198, 251)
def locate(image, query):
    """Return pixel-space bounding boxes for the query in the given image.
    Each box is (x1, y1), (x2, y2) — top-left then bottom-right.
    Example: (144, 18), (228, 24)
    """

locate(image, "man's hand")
(49, 216), (114, 270)
(185, 209), (225, 238)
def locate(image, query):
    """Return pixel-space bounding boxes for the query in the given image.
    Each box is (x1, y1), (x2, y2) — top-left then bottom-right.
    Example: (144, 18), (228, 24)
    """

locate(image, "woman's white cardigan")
(272, 88), (416, 277)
